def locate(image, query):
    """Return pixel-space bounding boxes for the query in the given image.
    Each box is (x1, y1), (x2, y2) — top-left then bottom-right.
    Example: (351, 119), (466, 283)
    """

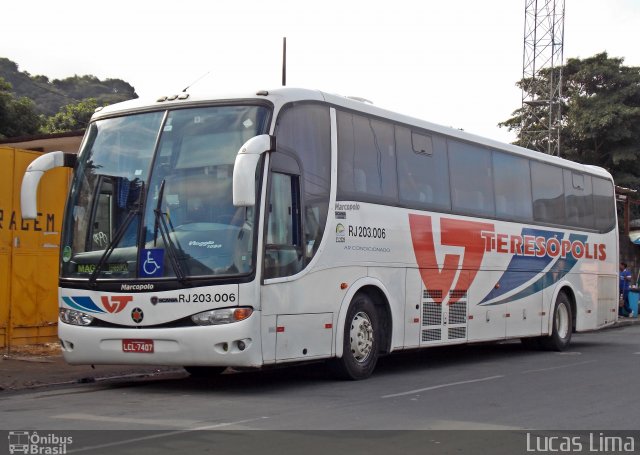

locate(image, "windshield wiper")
(152, 179), (188, 283)
(152, 179), (166, 247)
(89, 181), (144, 286)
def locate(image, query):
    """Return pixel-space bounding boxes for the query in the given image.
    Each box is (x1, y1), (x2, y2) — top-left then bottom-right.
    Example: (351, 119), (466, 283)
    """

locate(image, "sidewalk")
(0, 344), (182, 392)
(1, 318), (638, 392)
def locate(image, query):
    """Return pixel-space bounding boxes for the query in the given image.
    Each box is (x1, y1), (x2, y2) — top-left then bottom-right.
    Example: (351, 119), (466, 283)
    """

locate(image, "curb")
(612, 317), (639, 328)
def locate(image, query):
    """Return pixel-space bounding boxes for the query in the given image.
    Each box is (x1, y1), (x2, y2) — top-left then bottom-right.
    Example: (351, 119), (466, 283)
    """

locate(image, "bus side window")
(264, 172), (304, 279)
(396, 126), (450, 211)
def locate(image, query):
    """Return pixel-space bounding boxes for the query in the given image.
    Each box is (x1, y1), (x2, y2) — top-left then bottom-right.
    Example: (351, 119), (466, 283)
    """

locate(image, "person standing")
(619, 262), (633, 317)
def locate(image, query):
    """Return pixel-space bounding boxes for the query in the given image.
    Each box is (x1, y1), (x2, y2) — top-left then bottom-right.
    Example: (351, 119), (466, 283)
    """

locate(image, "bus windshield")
(60, 104), (270, 281)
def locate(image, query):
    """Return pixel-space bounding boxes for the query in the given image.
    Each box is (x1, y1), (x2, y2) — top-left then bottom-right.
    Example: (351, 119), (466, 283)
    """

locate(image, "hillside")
(0, 57), (137, 116)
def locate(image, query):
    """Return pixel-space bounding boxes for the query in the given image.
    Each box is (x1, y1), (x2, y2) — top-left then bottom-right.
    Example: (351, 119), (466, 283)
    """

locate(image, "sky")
(3, 0), (640, 144)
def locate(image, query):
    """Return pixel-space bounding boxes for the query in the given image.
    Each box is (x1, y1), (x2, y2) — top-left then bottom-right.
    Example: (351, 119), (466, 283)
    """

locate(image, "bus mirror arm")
(21, 151), (77, 220)
(233, 134), (275, 207)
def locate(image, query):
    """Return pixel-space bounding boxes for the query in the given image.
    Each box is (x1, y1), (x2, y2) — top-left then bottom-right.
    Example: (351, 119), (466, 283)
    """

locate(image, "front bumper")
(58, 312), (263, 367)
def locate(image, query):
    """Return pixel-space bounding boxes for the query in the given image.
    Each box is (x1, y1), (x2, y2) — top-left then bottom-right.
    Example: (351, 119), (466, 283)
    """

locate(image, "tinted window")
(397, 127), (450, 210)
(264, 173), (304, 279)
(493, 151), (533, 221)
(593, 177), (616, 232)
(448, 140), (495, 217)
(275, 104), (331, 262)
(531, 161), (565, 224)
(564, 170), (594, 229)
(337, 111), (397, 202)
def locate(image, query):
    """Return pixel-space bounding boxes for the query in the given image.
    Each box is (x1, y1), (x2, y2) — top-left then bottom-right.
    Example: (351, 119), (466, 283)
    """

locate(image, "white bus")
(21, 88), (619, 380)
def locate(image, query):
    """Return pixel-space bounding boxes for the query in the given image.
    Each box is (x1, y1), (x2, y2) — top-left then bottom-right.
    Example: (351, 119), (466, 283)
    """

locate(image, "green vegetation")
(43, 98), (100, 134)
(500, 52), (640, 189)
(0, 77), (42, 139)
(0, 57), (137, 139)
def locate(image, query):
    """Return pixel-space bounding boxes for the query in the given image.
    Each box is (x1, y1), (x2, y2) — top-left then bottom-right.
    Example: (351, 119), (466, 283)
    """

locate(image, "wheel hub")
(556, 302), (569, 339)
(349, 311), (374, 363)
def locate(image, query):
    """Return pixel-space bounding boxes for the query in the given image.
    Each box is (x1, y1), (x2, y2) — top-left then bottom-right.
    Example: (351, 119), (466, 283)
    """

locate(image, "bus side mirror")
(233, 134), (274, 207)
(21, 151), (77, 219)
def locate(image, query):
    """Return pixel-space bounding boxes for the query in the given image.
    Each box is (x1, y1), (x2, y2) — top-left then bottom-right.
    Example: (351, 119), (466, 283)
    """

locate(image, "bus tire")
(540, 292), (572, 351)
(184, 366), (226, 377)
(332, 293), (380, 380)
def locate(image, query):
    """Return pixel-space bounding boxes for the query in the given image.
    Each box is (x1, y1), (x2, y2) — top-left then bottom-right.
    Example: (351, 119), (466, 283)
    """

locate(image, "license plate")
(122, 339), (154, 353)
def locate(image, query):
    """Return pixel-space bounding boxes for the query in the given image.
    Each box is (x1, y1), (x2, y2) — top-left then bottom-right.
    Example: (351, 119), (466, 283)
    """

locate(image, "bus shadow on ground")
(99, 339), (569, 394)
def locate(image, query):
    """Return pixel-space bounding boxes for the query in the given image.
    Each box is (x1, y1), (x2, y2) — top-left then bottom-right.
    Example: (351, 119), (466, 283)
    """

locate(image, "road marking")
(425, 419), (523, 430)
(54, 412), (204, 428)
(381, 375), (504, 399)
(65, 416), (269, 453)
(521, 360), (595, 374)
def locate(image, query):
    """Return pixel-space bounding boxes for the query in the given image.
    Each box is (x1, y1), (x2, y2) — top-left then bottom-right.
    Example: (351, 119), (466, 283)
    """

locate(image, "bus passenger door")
(264, 173), (304, 280)
(262, 170), (333, 362)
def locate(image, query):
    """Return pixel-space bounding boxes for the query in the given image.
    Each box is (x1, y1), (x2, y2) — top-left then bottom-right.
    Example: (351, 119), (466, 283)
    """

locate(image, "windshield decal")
(140, 249), (164, 278)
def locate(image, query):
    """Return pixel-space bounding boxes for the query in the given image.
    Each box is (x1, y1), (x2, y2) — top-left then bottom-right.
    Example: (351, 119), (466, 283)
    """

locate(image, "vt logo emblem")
(101, 296), (133, 313)
(409, 214), (494, 305)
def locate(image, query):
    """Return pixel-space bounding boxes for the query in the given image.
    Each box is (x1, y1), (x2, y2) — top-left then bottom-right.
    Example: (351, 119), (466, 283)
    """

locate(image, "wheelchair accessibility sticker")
(139, 249), (164, 278)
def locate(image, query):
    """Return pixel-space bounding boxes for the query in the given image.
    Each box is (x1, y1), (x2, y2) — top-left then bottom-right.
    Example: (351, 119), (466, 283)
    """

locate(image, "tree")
(0, 57), (138, 117)
(0, 77), (42, 139)
(500, 52), (640, 187)
(42, 98), (100, 133)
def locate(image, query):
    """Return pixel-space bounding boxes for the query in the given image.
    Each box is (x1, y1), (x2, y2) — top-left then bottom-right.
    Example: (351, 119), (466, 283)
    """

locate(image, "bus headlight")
(59, 308), (94, 326)
(191, 307), (253, 326)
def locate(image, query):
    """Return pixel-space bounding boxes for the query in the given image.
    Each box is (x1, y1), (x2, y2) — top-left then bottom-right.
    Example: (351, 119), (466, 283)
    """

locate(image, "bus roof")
(92, 87), (613, 181)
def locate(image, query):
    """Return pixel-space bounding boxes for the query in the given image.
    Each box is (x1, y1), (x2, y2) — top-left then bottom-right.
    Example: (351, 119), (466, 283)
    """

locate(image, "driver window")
(88, 175), (141, 251)
(90, 178), (113, 250)
(264, 172), (303, 279)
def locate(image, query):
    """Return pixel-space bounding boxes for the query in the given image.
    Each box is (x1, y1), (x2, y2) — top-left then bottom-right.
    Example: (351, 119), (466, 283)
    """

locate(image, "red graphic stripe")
(409, 214), (494, 305)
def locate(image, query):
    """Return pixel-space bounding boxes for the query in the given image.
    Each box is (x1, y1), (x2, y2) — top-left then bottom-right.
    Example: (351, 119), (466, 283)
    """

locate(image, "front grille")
(88, 315), (196, 329)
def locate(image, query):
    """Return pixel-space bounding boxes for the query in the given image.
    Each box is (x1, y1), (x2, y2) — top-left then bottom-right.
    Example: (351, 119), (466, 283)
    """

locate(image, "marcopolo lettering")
(121, 283), (155, 291)
(334, 202), (361, 211)
(0, 208), (56, 232)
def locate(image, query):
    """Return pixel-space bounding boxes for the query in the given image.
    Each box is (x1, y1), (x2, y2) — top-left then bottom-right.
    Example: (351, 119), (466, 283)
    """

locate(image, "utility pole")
(521, 0), (565, 156)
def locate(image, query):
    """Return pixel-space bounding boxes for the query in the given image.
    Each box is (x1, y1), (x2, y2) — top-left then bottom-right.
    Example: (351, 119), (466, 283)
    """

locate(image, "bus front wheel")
(332, 293), (380, 380)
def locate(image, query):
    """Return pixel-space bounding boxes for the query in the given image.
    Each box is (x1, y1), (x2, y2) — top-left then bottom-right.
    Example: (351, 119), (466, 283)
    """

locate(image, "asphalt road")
(1, 324), (639, 454)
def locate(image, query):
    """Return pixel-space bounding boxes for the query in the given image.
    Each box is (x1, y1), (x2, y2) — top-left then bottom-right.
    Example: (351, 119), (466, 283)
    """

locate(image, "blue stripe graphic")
(479, 232), (587, 306)
(62, 296), (105, 314)
(479, 228), (560, 304)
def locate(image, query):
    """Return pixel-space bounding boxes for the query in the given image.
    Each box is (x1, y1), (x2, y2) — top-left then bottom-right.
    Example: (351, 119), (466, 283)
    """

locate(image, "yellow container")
(0, 146), (71, 348)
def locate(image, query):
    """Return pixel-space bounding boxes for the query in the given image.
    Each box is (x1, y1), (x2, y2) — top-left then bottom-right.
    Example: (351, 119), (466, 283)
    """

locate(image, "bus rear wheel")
(332, 293), (380, 380)
(540, 292), (572, 351)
